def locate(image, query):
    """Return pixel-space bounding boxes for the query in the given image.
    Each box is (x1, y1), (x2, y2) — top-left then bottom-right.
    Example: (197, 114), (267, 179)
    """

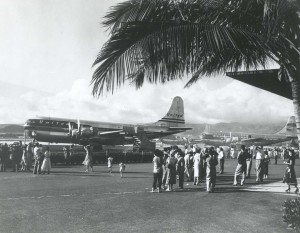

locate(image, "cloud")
(0, 77), (293, 125)
(0, 1), (292, 125)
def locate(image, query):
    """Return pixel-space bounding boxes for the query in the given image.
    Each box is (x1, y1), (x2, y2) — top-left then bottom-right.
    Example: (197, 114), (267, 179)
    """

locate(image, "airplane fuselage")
(24, 117), (188, 146)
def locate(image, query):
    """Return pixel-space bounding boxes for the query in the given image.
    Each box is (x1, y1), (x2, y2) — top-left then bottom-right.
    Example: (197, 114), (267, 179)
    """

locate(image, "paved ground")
(0, 159), (299, 233)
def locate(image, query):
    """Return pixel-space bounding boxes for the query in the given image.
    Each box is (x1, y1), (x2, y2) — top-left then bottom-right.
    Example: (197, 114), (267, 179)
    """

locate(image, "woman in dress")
(83, 145), (93, 172)
(193, 148), (201, 185)
(283, 150), (299, 193)
(20, 145), (28, 171)
(41, 146), (51, 174)
(107, 156), (113, 173)
(165, 151), (178, 191)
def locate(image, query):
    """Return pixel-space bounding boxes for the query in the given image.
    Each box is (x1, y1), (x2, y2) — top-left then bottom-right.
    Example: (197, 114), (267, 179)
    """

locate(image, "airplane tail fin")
(154, 96), (185, 127)
(276, 116), (297, 138)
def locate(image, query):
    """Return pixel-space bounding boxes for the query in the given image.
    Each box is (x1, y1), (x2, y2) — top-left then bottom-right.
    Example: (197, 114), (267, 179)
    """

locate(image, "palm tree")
(92, 0), (300, 144)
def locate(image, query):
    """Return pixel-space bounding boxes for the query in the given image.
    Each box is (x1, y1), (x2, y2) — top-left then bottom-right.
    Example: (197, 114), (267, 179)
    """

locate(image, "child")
(119, 162), (126, 177)
(41, 147), (51, 174)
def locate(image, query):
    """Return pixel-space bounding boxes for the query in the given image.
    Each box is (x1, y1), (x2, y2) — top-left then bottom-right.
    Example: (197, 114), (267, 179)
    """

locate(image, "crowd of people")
(0, 141), (298, 194)
(0, 142), (52, 174)
(151, 144), (299, 194)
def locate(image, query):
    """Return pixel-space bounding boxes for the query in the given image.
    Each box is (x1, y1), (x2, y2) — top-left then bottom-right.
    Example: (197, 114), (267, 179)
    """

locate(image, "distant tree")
(92, 0), (300, 144)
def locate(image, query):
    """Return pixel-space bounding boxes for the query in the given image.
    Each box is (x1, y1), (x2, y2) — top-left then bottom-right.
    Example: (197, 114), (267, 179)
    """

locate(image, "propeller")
(77, 119), (81, 136)
(68, 122), (73, 136)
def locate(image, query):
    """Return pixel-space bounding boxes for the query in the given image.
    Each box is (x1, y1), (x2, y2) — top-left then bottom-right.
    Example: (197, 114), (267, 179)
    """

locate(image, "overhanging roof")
(226, 69), (292, 100)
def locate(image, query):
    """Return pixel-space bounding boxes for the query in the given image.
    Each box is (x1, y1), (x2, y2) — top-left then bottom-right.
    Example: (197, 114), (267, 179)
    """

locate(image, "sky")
(0, 0), (293, 125)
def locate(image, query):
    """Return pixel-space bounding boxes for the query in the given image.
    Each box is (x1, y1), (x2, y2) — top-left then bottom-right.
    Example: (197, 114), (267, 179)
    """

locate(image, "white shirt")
(184, 154), (190, 167)
(193, 153), (201, 165)
(107, 157), (113, 167)
(153, 156), (162, 173)
(33, 147), (40, 159)
(218, 151), (224, 159)
(255, 149), (265, 160)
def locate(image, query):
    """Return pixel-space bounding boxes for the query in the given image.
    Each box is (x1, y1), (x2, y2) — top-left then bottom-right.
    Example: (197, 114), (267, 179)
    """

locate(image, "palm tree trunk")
(290, 80), (300, 149)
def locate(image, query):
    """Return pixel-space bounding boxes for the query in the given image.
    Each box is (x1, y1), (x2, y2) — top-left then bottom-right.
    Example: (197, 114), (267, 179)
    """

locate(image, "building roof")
(226, 69), (292, 100)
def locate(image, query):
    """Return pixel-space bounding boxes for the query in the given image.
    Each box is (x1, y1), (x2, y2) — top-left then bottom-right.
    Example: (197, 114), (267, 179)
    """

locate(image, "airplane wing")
(241, 137), (291, 146)
(241, 137), (264, 143)
(169, 127), (193, 130)
(98, 130), (124, 135)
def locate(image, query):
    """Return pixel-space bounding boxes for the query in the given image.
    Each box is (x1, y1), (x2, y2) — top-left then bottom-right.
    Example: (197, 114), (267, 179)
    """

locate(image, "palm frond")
(92, 0), (299, 95)
(92, 21), (273, 96)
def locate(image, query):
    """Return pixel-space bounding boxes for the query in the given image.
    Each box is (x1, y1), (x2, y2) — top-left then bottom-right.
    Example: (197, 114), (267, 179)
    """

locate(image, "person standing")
(233, 145), (249, 186)
(283, 150), (299, 193)
(151, 149), (163, 192)
(14, 143), (22, 172)
(9, 145), (17, 172)
(281, 147), (289, 161)
(161, 148), (170, 189)
(184, 150), (191, 181)
(69, 145), (74, 164)
(246, 147), (253, 178)
(254, 146), (265, 183)
(176, 150), (185, 189)
(274, 148), (278, 165)
(83, 145), (93, 172)
(37, 144), (44, 174)
(200, 148), (209, 183)
(166, 151), (178, 191)
(107, 155), (113, 173)
(193, 148), (201, 185)
(0, 144), (9, 172)
(263, 149), (270, 179)
(20, 145), (28, 171)
(26, 143), (33, 172)
(63, 146), (70, 165)
(41, 147), (51, 174)
(206, 147), (218, 193)
(188, 151), (194, 181)
(33, 144), (41, 175)
(119, 161), (126, 178)
(217, 147), (225, 174)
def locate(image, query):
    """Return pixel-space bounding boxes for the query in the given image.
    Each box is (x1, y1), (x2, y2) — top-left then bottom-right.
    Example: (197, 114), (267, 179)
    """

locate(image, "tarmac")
(0, 159), (299, 233)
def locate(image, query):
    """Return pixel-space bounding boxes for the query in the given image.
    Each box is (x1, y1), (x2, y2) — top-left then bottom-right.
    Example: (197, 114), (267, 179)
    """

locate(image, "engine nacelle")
(123, 125), (145, 135)
(80, 126), (94, 137)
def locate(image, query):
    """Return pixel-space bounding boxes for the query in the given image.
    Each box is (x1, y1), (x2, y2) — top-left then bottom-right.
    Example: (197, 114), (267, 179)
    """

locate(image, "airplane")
(24, 96), (192, 150)
(188, 116), (297, 147)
